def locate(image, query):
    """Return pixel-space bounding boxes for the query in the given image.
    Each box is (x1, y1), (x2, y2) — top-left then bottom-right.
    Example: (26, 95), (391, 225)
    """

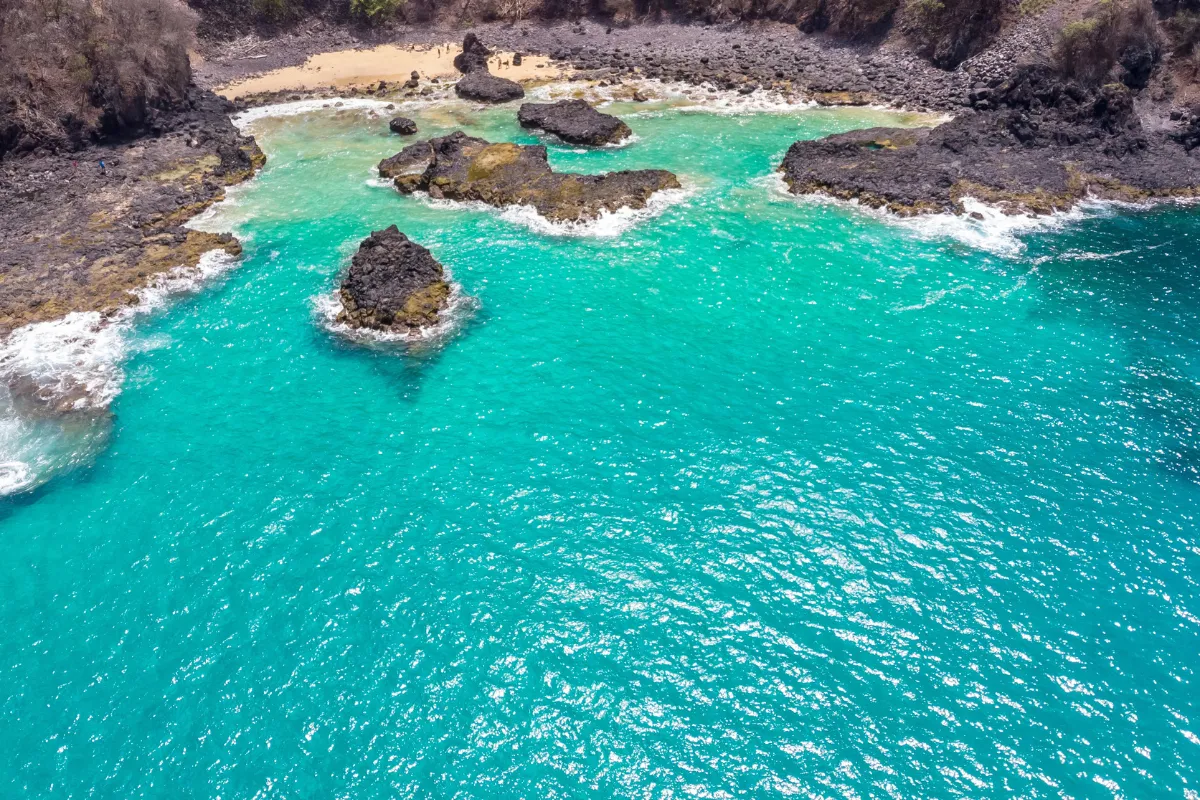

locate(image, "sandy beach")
(216, 42), (561, 99)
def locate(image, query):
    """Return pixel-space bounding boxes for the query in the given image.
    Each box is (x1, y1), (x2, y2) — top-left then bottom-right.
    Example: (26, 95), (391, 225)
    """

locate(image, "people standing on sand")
(98, 159), (106, 175)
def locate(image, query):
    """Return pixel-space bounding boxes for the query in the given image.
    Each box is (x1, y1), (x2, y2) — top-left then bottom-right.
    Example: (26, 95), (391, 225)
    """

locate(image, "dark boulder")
(379, 131), (681, 223)
(389, 116), (418, 136)
(455, 71), (525, 103)
(518, 99), (632, 146)
(778, 63), (1200, 217)
(453, 33), (491, 75)
(337, 225), (450, 333)
(378, 141), (434, 178)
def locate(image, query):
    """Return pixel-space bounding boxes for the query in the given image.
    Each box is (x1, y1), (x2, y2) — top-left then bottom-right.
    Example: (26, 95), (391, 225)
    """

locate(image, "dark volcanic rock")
(455, 71), (525, 103)
(518, 99), (632, 146)
(378, 141), (434, 178)
(453, 33), (491, 74)
(389, 116), (418, 135)
(380, 131), (681, 223)
(0, 86), (263, 339)
(779, 64), (1200, 216)
(337, 225), (450, 332)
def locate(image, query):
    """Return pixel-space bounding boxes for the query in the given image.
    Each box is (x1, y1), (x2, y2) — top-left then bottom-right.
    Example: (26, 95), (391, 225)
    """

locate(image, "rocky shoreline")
(0, 88), (264, 337)
(7, 10), (1200, 355)
(780, 64), (1200, 216)
(194, 20), (972, 113)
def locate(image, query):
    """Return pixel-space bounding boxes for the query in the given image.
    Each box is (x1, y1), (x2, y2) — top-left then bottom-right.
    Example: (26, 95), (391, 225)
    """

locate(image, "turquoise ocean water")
(2, 90), (1199, 797)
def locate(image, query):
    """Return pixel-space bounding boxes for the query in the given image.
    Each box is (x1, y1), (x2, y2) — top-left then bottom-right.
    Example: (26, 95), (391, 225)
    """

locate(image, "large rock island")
(377, 131), (680, 223)
(337, 225), (451, 333)
(518, 100), (632, 146)
(779, 64), (1200, 217)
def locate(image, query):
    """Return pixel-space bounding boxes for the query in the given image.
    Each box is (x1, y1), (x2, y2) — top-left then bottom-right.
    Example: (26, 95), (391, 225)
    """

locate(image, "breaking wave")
(765, 172), (1125, 257)
(414, 186), (695, 238)
(0, 250), (241, 496)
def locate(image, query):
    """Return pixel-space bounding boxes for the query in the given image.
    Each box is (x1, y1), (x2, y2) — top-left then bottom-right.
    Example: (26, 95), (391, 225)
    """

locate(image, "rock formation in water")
(337, 225), (450, 333)
(389, 117), (418, 135)
(452, 34), (524, 103)
(518, 100), (632, 146)
(377, 131), (680, 223)
(779, 64), (1200, 216)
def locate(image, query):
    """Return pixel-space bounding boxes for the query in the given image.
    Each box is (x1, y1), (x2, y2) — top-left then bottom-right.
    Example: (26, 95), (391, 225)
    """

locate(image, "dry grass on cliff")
(0, 0), (197, 154)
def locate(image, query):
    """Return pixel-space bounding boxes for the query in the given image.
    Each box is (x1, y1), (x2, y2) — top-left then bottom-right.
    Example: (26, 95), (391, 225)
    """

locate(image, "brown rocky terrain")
(378, 131), (681, 222)
(0, 88), (264, 335)
(337, 225), (452, 332)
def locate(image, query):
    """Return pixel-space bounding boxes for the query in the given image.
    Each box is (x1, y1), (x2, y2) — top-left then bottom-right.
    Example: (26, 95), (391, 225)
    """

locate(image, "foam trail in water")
(0, 250), (240, 495)
(232, 98), (397, 131)
(314, 277), (479, 348)
(524, 80), (817, 116)
(415, 187), (694, 238)
(765, 172), (1117, 256)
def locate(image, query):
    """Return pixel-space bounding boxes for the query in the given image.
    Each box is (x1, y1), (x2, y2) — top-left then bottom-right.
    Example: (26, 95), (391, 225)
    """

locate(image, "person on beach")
(98, 159), (106, 175)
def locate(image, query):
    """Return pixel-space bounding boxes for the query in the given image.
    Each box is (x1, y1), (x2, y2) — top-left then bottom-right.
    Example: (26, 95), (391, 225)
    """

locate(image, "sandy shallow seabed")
(216, 43), (561, 99)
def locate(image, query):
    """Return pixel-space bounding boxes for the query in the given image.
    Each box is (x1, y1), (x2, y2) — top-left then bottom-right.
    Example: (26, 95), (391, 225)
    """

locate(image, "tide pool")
(2, 91), (1199, 798)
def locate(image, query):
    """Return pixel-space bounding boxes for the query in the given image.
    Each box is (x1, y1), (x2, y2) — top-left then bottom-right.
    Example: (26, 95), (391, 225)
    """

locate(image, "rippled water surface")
(3, 93), (1200, 798)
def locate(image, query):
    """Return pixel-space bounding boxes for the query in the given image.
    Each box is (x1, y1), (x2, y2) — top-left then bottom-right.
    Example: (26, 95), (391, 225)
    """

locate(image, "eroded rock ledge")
(337, 225), (450, 333)
(378, 131), (680, 223)
(779, 65), (1200, 217)
(518, 100), (632, 146)
(0, 87), (264, 336)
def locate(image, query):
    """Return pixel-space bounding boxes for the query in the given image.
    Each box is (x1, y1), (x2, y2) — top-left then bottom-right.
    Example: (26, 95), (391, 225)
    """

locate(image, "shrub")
(1054, 0), (1161, 87)
(350, 0), (403, 17)
(1167, 9), (1200, 53)
(0, 0), (197, 154)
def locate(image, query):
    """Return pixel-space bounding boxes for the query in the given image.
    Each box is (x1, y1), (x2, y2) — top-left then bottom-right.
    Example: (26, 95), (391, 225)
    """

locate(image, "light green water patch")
(2, 99), (1199, 799)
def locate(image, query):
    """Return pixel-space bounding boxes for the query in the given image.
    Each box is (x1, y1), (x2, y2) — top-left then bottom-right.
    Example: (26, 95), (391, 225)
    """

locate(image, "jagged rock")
(455, 71), (525, 103)
(378, 141), (434, 178)
(379, 131), (680, 223)
(453, 33), (491, 74)
(518, 99), (632, 146)
(389, 117), (418, 135)
(337, 225), (450, 333)
(779, 63), (1200, 216)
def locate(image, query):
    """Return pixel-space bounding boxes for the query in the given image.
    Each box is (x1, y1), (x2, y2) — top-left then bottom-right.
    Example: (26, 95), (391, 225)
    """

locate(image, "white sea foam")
(415, 186), (694, 238)
(765, 172), (1118, 257)
(232, 98), (397, 131)
(525, 79), (816, 116)
(314, 277), (478, 347)
(0, 250), (241, 495)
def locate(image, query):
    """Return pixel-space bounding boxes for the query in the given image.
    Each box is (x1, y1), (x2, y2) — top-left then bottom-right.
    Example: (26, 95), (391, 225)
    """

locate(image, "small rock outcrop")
(378, 131), (681, 223)
(337, 225), (450, 333)
(455, 71), (525, 103)
(518, 100), (632, 146)
(452, 34), (524, 103)
(389, 117), (418, 135)
(779, 64), (1200, 216)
